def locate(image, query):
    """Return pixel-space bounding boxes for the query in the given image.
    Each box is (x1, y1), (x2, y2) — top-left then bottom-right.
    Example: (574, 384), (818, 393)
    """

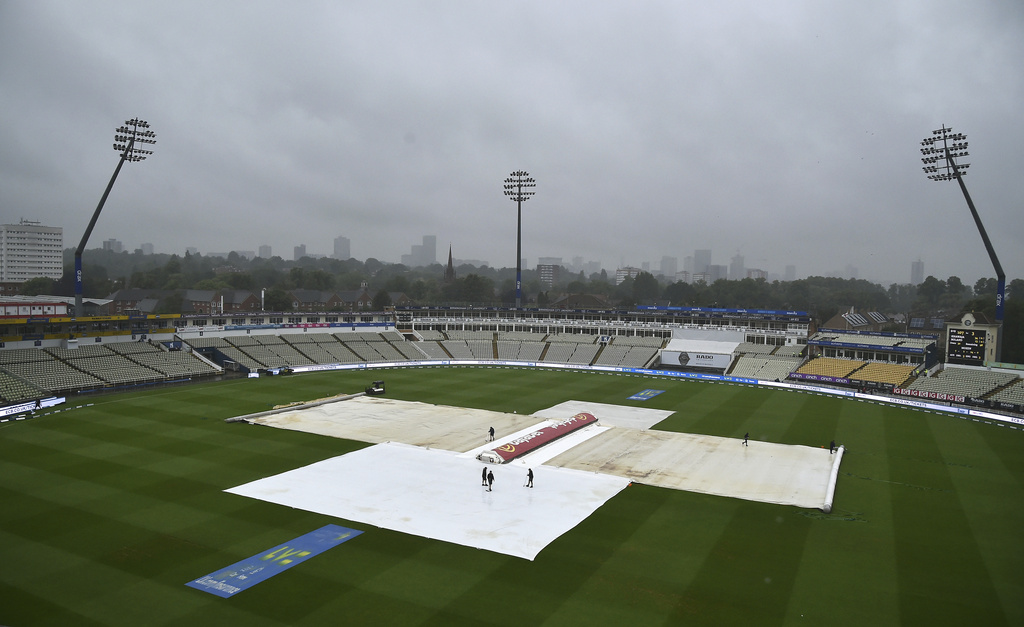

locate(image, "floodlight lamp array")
(503, 170), (536, 202)
(920, 125), (968, 181)
(112, 118), (157, 162)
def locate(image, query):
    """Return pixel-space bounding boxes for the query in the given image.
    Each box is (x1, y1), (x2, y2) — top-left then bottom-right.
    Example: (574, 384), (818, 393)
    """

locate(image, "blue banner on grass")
(628, 389), (665, 401)
(187, 524), (362, 598)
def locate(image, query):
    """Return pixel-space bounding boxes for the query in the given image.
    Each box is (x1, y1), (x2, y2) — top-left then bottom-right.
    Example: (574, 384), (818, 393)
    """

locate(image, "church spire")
(444, 244), (456, 283)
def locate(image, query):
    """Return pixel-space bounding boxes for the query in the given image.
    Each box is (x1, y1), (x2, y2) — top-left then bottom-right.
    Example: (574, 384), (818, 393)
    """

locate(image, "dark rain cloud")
(1, 0), (1021, 285)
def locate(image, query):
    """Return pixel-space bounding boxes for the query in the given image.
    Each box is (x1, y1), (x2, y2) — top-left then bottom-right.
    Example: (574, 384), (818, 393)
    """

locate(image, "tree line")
(14, 248), (1023, 360)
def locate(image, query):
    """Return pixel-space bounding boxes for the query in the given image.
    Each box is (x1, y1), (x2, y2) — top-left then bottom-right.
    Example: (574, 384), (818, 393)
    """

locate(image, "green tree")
(613, 277), (635, 306)
(886, 283), (916, 312)
(632, 272), (660, 304)
(974, 277), (998, 297)
(18, 277), (56, 295)
(263, 288), (292, 311)
(194, 278), (229, 290)
(1007, 278), (1024, 301)
(372, 289), (392, 310)
(461, 274), (495, 303)
(946, 276), (966, 298)
(409, 279), (429, 301)
(664, 280), (696, 305)
(566, 280), (587, 294)
(155, 292), (183, 314)
(303, 269), (334, 291)
(384, 275), (411, 293)
(917, 276), (945, 308)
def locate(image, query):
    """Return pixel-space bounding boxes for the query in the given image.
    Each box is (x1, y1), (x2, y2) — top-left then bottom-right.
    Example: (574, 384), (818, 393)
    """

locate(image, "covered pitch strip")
(229, 396), (842, 559)
(477, 411), (598, 464)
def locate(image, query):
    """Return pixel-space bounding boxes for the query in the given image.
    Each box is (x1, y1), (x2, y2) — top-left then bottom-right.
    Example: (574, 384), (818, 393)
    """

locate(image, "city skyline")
(55, 226), (961, 287)
(2, 3), (1022, 288)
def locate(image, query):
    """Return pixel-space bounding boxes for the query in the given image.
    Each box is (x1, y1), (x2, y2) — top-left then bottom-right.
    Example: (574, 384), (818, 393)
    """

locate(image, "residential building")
(220, 290), (261, 312)
(729, 254), (745, 280)
(615, 267), (642, 285)
(911, 259), (924, 285)
(659, 256), (678, 278)
(0, 219), (63, 283)
(537, 263), (562, 289)
(334, 236), (351, 260)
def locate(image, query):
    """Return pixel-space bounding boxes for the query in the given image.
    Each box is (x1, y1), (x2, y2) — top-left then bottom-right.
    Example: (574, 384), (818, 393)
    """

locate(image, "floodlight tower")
(920, 125), (1004, 359)
(75, 119), (156, 316)
(503, 170), (536, 308)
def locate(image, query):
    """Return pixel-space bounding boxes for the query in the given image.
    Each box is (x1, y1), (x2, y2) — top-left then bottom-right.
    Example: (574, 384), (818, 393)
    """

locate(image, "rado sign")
(661, 350), (732, 370)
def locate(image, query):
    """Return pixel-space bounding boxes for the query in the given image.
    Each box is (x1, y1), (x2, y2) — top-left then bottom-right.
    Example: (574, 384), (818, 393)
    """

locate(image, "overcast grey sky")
(1, 0), (1021, 285)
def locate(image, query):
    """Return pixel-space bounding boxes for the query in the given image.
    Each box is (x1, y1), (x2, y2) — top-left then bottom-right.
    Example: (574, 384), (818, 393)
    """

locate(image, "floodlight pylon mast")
(75, 119), (156, 317)
(503, 171), (536, 308)
(920, 125), (1004, 360)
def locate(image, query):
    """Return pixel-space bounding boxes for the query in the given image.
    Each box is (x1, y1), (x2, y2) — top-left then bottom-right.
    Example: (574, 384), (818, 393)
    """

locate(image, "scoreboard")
(947, 327), (986, 365)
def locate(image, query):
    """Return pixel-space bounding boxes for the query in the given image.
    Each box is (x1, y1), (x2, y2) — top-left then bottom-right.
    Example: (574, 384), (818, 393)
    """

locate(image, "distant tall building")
(0, 219), (63, 283)
(659, 256), (678, 278)
(401, 235), (437, 267)
(694, 249), (712, 275)
(102, 238), (124, 253)
(729, 254), (745, 280)
(746, 268), (768, 280)
(615, 267), (642, 285)
(784, 264), (796, 282)
(258, 244), (272, 258)
(537, 263), (561, 289)
(334, 236), (351, 260)
(708, 264), (728, 282)
(140, 242), (154, 255)
(911, 259), (924, 285)
(294, 244), (306, 261)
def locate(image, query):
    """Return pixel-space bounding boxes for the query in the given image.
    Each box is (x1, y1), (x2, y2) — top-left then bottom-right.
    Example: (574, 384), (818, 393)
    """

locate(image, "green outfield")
(1, 366), (1021, 626)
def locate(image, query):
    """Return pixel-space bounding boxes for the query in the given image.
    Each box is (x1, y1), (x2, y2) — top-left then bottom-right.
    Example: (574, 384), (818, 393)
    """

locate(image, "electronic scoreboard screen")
(947, 327), (986, 365)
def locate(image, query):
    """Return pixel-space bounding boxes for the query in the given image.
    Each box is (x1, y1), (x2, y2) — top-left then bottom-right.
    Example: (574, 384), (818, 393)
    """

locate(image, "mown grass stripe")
(885, 410), (1007, 625)
(930, 417), (1024, 625)
(784, 399), (901, 623)
(671, 499), (813, 625)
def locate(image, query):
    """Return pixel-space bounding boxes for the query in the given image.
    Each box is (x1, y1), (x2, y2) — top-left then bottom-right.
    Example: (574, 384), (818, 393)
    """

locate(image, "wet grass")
(1, 367), (1021, 626)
